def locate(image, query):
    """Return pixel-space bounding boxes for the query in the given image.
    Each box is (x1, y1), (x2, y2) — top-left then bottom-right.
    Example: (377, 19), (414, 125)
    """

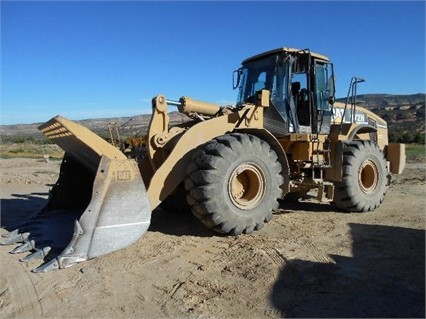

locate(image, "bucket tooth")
(20, 247), (51, 262)
(33, 257), (60, 273)
(11, 240), (35, 254)
(2, 229), (20, 239)
(1, 232), (29, 245)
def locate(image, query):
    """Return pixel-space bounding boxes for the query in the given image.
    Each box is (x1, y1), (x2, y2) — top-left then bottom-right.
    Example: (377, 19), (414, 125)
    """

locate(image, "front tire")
(185, 133), (284, 235)
(333, 140), (388, 212)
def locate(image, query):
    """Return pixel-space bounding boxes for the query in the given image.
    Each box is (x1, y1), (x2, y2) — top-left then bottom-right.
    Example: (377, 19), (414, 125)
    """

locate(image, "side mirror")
(233, 68), (242, 90)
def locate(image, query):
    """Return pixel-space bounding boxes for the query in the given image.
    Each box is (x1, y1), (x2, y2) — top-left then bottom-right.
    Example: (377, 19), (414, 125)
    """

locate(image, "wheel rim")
(228, 163), (266, 210)
(358, 159), (379, 194)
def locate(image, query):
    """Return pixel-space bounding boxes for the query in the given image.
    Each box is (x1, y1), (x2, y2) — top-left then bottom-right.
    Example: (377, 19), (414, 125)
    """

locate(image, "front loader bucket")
(1, 116), (151, 272)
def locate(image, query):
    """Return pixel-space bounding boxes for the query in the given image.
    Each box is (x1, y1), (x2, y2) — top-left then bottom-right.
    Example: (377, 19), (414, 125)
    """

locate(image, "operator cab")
(234, 47), (335, 136)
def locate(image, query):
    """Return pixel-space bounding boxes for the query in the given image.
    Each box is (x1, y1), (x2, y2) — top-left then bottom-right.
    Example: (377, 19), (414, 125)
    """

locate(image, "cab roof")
(242, 47), (330, 64)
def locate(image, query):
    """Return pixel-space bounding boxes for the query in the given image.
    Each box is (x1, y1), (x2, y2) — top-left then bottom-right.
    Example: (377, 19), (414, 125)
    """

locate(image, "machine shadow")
(151, 195), (340, 237)
(148, 188), (223, 237)
(149, 207), (219, 238)
(0, 192), (49, 231)
(270, 223), (425, 318)
(1, 189), (216, 238)
(277, 198), (337, 213)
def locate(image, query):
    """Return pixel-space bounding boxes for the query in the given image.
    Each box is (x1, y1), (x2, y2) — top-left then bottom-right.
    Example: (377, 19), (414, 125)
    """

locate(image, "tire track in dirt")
(264, 247), (287, 266)
(270, 215), (336, 264)
(147, 236), (227, 317)
(0, 246), (44, 318)
(1, 158), (424, 319)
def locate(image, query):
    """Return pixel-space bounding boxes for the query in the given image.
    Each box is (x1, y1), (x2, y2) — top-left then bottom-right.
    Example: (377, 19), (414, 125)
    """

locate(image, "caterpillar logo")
(117, 170), (131, 181)
(332, 107), (368, 124)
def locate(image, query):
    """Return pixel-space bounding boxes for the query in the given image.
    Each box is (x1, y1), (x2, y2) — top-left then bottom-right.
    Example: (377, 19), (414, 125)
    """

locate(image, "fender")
(347, 124), (378, 142)
(145, 105), (264, 209)
(326, 124), (378, 182)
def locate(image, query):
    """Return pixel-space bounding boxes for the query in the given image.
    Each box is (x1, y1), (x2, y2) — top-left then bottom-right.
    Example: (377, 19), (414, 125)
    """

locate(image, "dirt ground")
(0, 157), (425, 318)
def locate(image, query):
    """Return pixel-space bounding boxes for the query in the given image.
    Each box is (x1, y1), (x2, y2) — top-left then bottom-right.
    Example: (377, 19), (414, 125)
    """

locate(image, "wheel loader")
(2, 47), (406, 272)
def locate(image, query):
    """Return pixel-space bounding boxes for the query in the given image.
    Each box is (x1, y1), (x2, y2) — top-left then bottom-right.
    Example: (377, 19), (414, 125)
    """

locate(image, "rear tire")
(185, 133), (284, 235)
(333, 140), (388, 212)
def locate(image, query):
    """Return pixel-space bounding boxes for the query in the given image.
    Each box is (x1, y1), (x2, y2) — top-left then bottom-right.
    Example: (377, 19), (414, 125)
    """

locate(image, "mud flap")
(1, 116), (151, 272)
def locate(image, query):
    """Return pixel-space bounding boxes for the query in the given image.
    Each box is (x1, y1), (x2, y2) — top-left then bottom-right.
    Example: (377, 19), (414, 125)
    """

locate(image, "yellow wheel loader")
(2, 47), (406, 272)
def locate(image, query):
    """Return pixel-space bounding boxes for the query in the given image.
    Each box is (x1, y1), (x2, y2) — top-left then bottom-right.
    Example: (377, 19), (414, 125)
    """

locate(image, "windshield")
(236, 53), (289, 120)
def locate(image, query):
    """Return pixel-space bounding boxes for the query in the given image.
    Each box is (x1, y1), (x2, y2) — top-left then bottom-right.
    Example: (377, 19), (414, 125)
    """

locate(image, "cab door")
(314, 61), (335, 134)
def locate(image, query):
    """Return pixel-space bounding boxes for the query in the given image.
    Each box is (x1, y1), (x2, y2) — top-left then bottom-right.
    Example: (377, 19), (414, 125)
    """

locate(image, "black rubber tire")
(333, 140), (388, 212)
(184, 133), (284, 235)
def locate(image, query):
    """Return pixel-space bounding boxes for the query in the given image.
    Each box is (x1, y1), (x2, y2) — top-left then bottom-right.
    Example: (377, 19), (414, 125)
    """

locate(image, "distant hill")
(1, 94), (424, 142)
(336, 93), (425, 109)
(0, 112), (189, 141)
(336, 93), (425, 134)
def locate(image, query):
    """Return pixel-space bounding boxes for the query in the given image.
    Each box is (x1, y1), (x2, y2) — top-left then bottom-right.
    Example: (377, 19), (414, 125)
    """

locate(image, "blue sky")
(1, 1), (425, 124)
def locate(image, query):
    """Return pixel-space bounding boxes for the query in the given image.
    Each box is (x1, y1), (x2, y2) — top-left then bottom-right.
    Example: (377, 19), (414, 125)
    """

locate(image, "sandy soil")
(0, 157), (425, 318)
